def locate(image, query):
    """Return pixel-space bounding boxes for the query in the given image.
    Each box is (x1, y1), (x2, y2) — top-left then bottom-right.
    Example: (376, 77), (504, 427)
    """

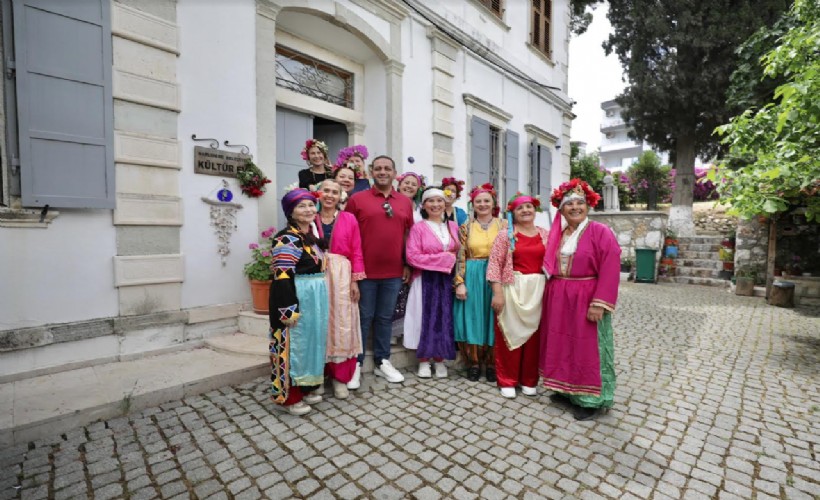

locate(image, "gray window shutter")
(538, 145), (552, 199)
(14, 0), (114, 208)
(470, 116), (490, 187)
(528, 138), (538, 195)
(503, 130), (518, 202)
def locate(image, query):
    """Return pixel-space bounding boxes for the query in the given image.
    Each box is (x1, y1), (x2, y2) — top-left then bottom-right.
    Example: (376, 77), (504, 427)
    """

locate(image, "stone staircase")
(659, 235), (731, 288)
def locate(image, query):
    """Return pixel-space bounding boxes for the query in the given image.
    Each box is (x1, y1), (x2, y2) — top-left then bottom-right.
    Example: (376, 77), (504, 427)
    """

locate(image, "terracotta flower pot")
(249, 279), (272, 314)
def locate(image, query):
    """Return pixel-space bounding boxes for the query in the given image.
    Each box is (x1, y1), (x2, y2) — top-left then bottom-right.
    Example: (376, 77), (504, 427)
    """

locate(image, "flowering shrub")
(237, 159), (272, 198)
(243, 226), (277, 281)
(694, 167), (720, 201)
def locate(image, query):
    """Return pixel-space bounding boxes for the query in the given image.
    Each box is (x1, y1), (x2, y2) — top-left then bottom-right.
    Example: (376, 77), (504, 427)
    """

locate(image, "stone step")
(677, 236), (724, 244)
(657, 276), (731, 287)
(0, 348), (268, 447)
(205, 332), (418, 374)
(677, 242), (721, 252)
(677, 250), (721, 260)
(678, 259), (722, 270)
(676, 267), (721, 278)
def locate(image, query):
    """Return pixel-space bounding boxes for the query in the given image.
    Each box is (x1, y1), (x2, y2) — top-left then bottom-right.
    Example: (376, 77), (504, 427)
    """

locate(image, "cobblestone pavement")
(2, 283), (819, 500)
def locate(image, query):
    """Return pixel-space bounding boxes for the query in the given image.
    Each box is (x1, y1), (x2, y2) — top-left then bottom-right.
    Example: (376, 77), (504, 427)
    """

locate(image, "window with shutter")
(528, 141), (552, 199)
(503, 130), (519, 202)
(470, 116), (491, 187)
(530, 0), (552, 58)
(7, 0), (114, 209)
(475, 0), (503, 18)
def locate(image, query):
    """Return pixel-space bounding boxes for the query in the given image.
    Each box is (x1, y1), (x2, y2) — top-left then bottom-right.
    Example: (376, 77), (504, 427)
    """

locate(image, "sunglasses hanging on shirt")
(383, 201), (394, 218)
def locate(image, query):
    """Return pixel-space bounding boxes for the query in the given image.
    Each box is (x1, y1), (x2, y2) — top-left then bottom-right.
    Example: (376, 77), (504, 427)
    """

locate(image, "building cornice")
(349, 0), (408, 22)
(256, 0), (280, 21)
(463, 93), (512, 123)
(403, 0), (573, 113)
(524, 124), (559, 144)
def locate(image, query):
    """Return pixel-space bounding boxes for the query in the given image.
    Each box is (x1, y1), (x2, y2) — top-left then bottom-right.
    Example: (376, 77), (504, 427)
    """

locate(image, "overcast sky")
(567, 5), (626, 152)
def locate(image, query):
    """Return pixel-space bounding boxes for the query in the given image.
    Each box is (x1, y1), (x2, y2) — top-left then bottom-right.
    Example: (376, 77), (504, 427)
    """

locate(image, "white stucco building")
(0, 0), (572, 381)
(599, 99), (669, 171)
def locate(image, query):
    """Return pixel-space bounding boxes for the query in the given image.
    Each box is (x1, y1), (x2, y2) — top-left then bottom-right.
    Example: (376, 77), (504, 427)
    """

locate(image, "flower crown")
(440, 177), (465, 198)
(397, 172), (427, 189)
(283, 181), (321, 199)
(469, 182), (497, 201)
(506, 192), (542, 212)
(335, 145), (369, 167)
(333, 161), (366, 179)
(300, 139), (329, 161)
(550, 178), (601, 208)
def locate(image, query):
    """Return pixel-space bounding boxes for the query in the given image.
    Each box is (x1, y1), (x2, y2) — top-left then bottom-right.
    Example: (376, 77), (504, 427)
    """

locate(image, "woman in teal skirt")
(268, 188), (329, 416)
(453, 183), (505, 382)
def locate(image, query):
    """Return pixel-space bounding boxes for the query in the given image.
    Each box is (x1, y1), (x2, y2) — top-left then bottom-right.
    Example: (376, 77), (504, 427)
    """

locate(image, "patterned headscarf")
(281, 188), (317, 218)
(505, 192), (542, 252)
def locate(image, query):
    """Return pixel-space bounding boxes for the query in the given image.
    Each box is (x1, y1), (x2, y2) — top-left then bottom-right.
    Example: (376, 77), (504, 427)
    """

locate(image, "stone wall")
(735, 218), (769, 276)
(589, 211), (668, 263)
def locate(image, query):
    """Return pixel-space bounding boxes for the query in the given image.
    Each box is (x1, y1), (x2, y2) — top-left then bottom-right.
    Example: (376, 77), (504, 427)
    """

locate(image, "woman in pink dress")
(486, 193), (549, 399)
(404, 187), (460, 379)
(539, 179), (620, 421)
(315, 179), (365, 399)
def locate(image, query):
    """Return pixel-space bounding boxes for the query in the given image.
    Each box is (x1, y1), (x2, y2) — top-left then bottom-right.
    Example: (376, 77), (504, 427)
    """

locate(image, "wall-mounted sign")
(194, 147), (251, 178)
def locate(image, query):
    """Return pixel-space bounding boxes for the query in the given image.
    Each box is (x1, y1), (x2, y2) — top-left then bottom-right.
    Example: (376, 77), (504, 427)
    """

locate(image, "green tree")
(570, 0), (604, 35)
(626, 151), (671, 207)
(714, 0), (820, 222)
(570, 150), (604, 191)
(604, 0), (790, 233)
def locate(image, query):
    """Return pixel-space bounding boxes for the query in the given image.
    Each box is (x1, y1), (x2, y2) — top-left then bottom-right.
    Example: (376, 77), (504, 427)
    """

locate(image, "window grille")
(275, 45), (354, 109)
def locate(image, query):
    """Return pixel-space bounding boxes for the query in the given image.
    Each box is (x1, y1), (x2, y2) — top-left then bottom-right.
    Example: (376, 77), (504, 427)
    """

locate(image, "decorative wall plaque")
(194, 146), (252, 178)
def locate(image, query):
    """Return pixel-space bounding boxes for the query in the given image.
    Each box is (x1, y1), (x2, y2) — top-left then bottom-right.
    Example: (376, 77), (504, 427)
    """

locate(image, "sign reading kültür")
(194, 147), (251, 178)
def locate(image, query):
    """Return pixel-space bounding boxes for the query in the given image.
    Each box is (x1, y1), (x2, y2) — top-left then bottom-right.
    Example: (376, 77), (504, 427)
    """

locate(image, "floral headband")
(469, 183), (497, 202)
(550, 178), (601, 208)
(300, 139), (329, 161)
(440, 177), (465, 198)
(506, 192), (542, 213)
(469, 183), (500, 217)
(333, 162), (366, 179)
(397, 172), (427, 189)
(335, 145), (369, 168)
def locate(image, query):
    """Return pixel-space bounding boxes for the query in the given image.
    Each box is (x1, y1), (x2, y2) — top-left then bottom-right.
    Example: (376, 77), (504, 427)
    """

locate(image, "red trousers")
(494, 320), (540, 388)
(325, 357), (358, 383)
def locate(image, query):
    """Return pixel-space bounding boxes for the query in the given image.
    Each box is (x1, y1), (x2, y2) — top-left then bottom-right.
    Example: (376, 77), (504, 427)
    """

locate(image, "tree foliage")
(604, 0), (790, 210)
(569, 0), (604, 35)
(714, 0), (820, 222)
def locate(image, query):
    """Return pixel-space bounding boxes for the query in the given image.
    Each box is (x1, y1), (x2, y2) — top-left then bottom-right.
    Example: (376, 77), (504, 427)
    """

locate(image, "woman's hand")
(491, 293), (505, 314)
(350, 281), (360, 303)
(587, 304), (604, 323)
(455, 284), (467, 301)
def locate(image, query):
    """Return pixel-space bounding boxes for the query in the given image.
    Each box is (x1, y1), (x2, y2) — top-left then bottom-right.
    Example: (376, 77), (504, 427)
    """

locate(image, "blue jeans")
(357, 278), (403, 366)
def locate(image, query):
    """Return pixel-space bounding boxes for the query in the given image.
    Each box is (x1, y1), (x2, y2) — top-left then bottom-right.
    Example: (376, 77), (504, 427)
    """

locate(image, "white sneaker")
(375, 360), (405, 383)
(417, 361), (432, 378)
(333, 379), (349, 399)
(287, 401), (311, 415)
(303, 393), (323, 405)
(434, 362), (448, 379)
(500, 387), (516, 399)
(522, 386), (537, 397)
(315, 382), (325, 396)
(347, 363), (361, 390)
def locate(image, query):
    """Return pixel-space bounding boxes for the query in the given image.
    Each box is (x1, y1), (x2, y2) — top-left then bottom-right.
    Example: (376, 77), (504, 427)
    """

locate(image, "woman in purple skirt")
(403, 187), (461, 379)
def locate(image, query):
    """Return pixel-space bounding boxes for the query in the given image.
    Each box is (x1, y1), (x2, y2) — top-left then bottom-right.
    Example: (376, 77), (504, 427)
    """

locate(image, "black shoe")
(573, 406), (599, 421)
(549, 392), (570, 404)
(467, 366), (480, 382)
(485, 367), (497, 383)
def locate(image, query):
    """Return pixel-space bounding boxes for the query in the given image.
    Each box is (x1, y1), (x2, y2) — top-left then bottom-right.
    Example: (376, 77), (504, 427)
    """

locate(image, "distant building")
(598, 99), (709, 171)
(599, 99), (668, 171)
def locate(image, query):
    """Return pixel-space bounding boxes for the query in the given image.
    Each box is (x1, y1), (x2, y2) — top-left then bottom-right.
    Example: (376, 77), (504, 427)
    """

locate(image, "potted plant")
(244, 226), (277, 314)
(721, 229), (736, 250)
(735, 267), (758, 296)
(620, 257), (633, 273)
